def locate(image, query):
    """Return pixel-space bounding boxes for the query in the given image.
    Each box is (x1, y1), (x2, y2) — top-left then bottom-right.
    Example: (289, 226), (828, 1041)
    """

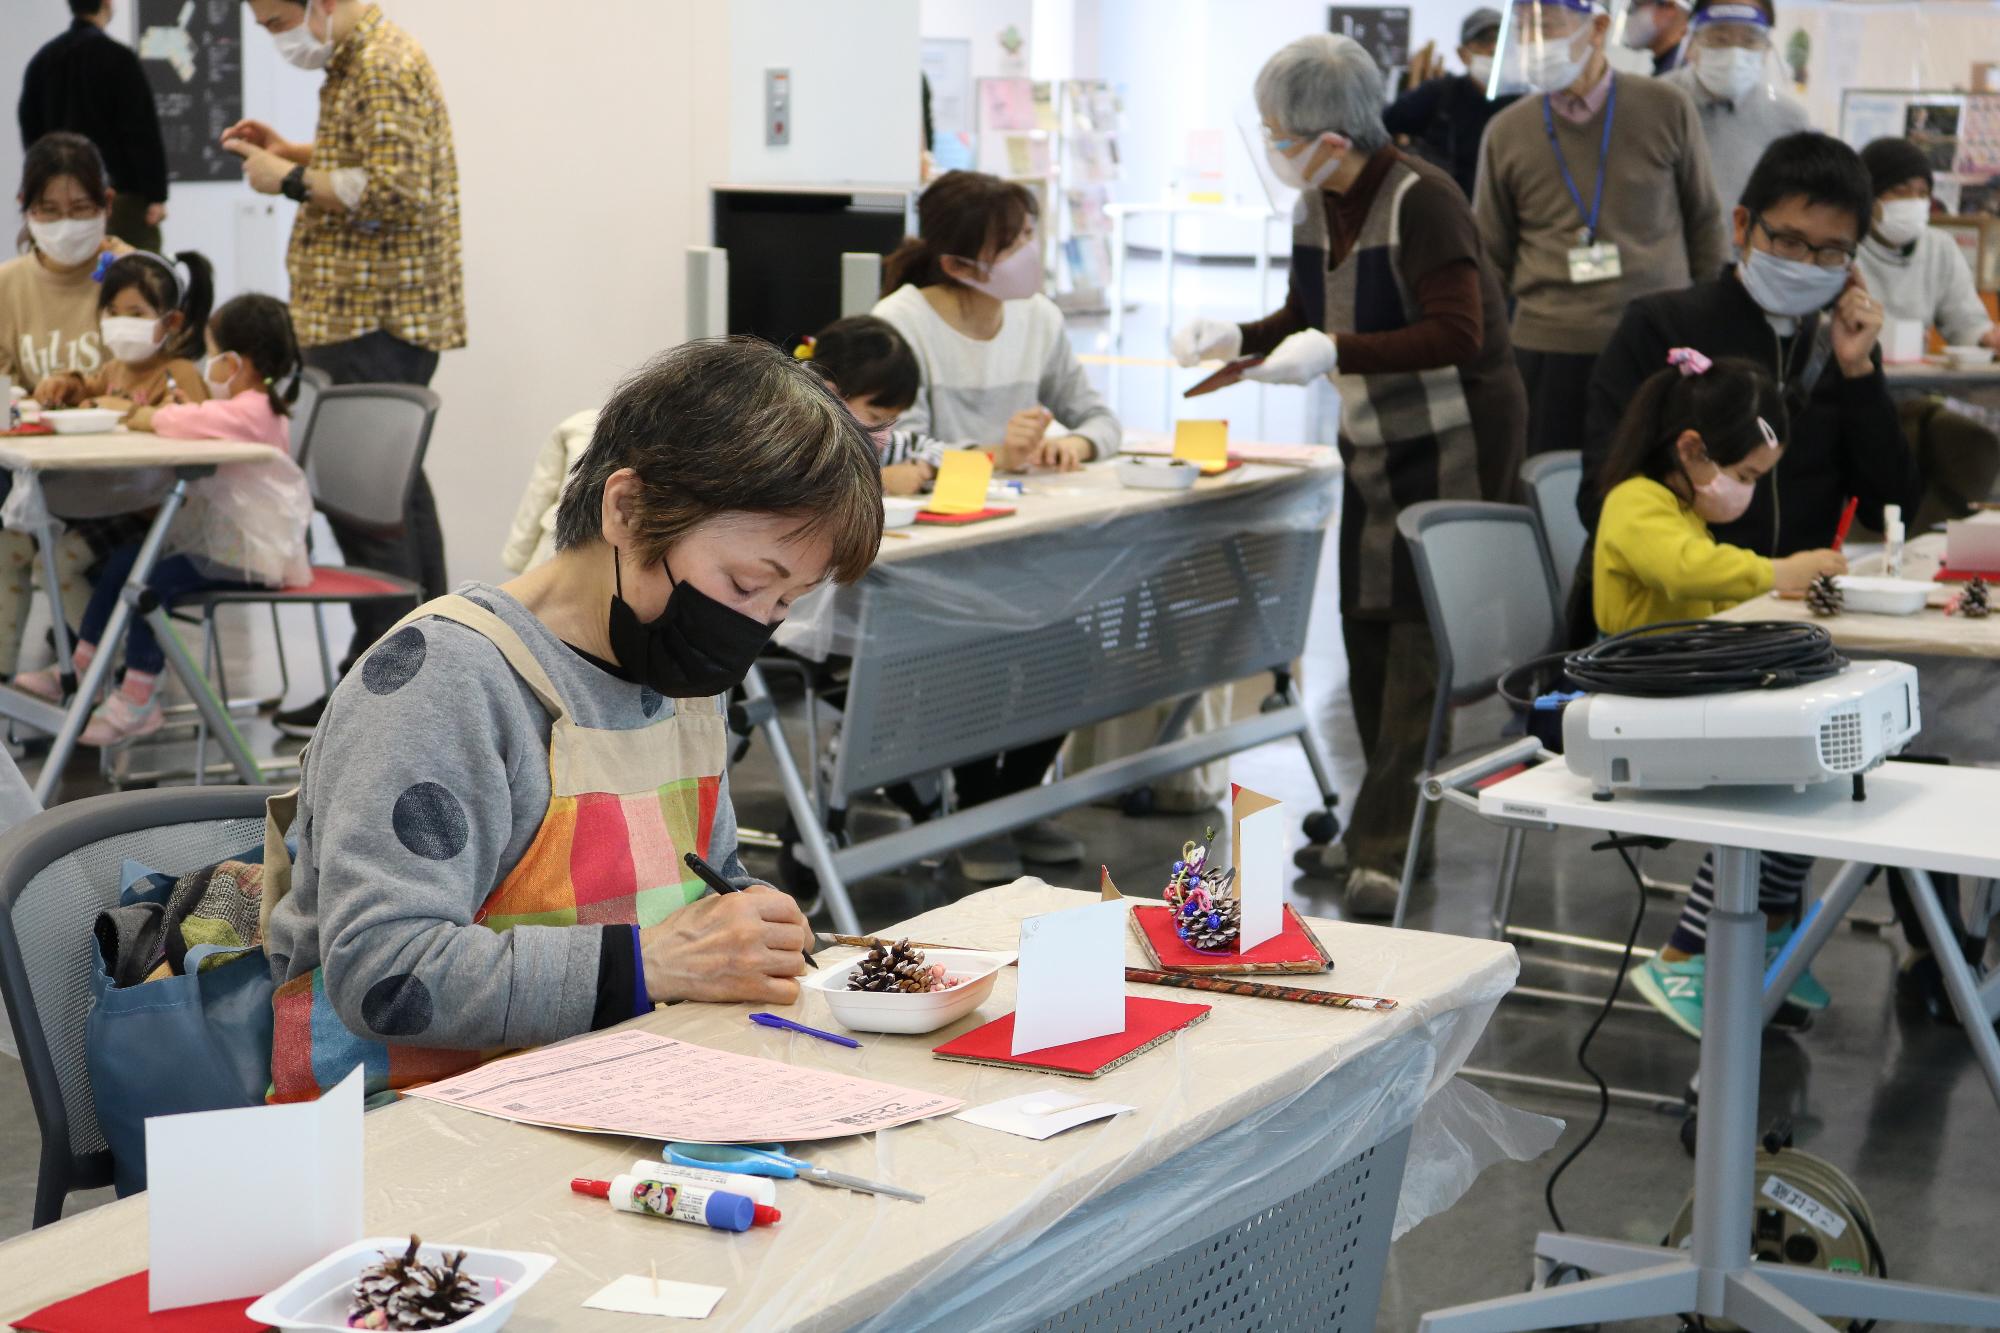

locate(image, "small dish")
(882, 496), (922, 529)
(1944, 345), (1997, 370)
(243, 1238), (554, 1331)
(1833, 575), (1932, 616)
(1115, 457), (1200, 491)
(805, 948), (1013, 1034)
(41, 407), (121, 435)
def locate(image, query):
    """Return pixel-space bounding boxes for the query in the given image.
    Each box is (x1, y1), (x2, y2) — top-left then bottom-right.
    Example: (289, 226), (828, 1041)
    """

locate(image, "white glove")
(1170, 317), (1243, 368)
(1241, 328), (1338, 385)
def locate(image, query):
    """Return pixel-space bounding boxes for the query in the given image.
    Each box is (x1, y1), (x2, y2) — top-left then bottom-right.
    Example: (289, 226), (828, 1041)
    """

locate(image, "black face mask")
(605, 549), (777, 697)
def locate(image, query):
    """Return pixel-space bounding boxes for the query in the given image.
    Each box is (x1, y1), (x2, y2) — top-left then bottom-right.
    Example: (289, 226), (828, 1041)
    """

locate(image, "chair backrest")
(290, 365), (334, 470)
(1398, 501), (1562, 707)
(1521, 451), (1587, 607)
(304, 384), (442, 530)
(0, 788), (277, 1225)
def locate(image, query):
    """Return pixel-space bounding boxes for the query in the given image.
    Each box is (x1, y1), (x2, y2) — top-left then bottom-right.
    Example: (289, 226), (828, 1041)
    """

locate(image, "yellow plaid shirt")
(288, 6), (466, 352)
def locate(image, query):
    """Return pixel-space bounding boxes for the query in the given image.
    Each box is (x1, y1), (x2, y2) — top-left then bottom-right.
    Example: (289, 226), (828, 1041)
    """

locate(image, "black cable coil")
(1562, 620), (1847, 698)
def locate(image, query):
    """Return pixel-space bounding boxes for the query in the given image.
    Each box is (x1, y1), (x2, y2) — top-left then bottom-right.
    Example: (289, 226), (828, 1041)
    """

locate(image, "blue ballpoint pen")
(749, 1011), (860, 1049)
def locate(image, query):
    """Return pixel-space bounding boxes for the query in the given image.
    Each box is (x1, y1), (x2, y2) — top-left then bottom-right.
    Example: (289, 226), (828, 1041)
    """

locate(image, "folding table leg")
(33, 522), (76, 697)
(1904, 867), (2000, 1110)
(149, 607), (262, 785)
(741, 665), (859, 935)
(1760, 860), (1872, 1025)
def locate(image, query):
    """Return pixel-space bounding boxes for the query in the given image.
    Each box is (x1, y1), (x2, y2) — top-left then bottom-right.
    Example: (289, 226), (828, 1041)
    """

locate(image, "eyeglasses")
(1260, 125), (1325, 153)
(25, 201), (103, 223)
(1752, 215), (1856, 269)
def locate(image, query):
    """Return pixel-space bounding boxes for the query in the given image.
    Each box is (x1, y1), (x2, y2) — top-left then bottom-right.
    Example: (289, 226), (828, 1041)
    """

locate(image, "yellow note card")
(1174, 419), (1229, 474)
(929, 450), (993, 515)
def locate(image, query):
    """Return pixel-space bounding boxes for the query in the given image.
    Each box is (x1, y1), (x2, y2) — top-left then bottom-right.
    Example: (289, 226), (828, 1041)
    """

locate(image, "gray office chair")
(1521, 451), (1587, 610)
(291, 365), (333, 471)
(0, 787), (278, 1225)
(1391, 502), (1562, 934)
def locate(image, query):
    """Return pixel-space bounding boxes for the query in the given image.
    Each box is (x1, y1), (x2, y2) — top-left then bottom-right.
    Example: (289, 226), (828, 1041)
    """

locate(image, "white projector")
(1562, 660), (1920, 799)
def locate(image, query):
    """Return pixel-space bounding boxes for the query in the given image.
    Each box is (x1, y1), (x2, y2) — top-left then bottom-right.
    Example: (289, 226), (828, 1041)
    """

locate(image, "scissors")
(663, 1142), (925, 1203)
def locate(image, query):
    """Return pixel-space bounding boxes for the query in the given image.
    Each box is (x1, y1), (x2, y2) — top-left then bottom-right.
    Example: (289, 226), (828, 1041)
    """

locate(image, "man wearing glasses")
(1575, 132), (1918, 624)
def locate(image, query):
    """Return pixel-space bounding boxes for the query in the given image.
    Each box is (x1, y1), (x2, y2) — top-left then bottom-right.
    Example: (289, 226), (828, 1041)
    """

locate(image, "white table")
(0, 433), (280, 801)
(1418, 760), (2000, 1332)
(0, 883), (1525, 1331)
(759, 458), (1343, 936)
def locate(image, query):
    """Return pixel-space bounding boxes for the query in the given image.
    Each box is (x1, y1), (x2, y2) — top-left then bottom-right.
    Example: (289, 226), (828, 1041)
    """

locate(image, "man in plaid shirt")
(225, 0), (464, 738)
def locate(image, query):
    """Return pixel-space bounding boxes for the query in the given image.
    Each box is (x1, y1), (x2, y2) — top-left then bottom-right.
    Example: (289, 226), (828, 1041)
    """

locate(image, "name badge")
(1568, 242), (1622, 285)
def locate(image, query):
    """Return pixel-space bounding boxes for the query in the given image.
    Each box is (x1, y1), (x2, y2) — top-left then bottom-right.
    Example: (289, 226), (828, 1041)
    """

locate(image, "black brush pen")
(683, 850), (818, 968)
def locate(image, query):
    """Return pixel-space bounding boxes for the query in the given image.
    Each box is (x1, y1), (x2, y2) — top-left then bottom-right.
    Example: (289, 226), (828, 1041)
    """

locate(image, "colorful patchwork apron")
(265, 595), (727, 1102)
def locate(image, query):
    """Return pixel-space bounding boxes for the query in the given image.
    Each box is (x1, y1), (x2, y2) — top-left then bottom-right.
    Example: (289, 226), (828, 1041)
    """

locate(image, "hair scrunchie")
(1667, 347), (1713, 377)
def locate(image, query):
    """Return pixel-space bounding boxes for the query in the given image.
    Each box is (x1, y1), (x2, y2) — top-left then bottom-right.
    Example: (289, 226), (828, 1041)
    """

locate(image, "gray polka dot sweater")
(263, 583), (754, 1051)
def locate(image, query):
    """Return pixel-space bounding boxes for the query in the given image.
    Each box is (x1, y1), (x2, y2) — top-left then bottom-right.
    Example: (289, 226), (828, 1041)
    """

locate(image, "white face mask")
(202, 351), (241, 392)
(1874, 197), (1931, 249)
(1693, 46), (1764, 103)
(100, 315), (165, 364)
(1691, 463), (1756, 523)
(26, 214), (105, 267)
(1620, 6), (1659, 48)
(1467, 54), (1495, 86)
(1524, 29), (1593, 93)
(954, 236), (1042, 302)
(271, 2), (334, 70)
(1739, 246), (1850, 318)
(1264, 135), (1345, 191)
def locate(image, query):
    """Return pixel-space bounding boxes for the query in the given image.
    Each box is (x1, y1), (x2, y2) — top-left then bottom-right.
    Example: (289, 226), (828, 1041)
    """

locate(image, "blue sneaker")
(1767, 926), (1831, 1011)
(1632, 954), (1705, 1039)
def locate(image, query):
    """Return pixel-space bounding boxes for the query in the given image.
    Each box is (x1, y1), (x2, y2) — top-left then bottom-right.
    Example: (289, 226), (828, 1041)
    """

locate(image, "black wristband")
(280, 164), (309, 203)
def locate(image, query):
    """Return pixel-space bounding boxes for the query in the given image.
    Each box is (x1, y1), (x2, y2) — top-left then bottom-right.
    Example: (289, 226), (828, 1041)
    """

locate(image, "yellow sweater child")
(1592, 349), (1845, 636)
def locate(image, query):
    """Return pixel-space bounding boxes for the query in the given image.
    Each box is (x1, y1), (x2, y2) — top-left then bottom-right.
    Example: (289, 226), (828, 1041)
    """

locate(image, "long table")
(0, 882), (1525, 1331)
(759, 458), (1343, 935)
(0, 433), (282, 801)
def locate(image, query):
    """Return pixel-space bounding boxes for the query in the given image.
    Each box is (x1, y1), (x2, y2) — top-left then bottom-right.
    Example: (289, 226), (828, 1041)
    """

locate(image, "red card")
(932, 996), (1209, 1077)
(10, 1273), (268, 1332)
(1131, 902), (1331, 972)
(915, 505), (1016, 525)
(1935, 565), (2000, 583)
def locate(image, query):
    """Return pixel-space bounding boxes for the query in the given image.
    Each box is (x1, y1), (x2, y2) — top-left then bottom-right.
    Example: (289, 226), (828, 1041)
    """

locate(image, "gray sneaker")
(1343, 867), (1402, 920)
(1292, 841), (1350, 879)
(1012, 818), (1085, 865)
(955, 835), (1025, 884)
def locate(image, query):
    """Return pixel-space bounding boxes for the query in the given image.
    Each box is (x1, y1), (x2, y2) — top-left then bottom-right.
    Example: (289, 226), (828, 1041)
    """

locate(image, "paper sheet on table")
(406, 1028), (963, 1142)
(146, 1066), (364, 1311)
(955, 1088), (1134, 1140)
(583, 1275), (727, 1319)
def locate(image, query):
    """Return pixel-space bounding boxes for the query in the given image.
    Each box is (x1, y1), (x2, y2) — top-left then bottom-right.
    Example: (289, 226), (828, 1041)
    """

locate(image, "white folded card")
(955, 1088), (1136, 1140)
(1012, 898), (1127, 1054)
(584, 1274), (728, 1319)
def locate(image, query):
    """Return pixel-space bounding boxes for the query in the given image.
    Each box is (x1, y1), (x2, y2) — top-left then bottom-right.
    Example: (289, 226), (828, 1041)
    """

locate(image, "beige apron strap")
(386, 595), (570, 721)
(670, 693), (723, 717)
(259, 785), (300, 944)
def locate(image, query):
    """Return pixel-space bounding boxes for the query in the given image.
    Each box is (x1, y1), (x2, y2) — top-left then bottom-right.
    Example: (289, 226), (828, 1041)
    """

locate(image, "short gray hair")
(1253, 34), (1390, 154)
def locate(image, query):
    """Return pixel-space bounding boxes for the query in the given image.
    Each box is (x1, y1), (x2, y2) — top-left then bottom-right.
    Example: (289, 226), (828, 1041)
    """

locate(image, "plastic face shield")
(1496, 0), (1602, 95)
(1683, 3), (1779, 105)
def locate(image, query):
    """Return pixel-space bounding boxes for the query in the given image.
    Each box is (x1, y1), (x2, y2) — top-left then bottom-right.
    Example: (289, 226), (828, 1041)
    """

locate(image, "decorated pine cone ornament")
(1960, 576), (1991, 619)
(1163, 827), (1241, 952)
(1804, 572), (1843, 617)
(846, 938), (954, 993)
(348, 1236), (484, 1330)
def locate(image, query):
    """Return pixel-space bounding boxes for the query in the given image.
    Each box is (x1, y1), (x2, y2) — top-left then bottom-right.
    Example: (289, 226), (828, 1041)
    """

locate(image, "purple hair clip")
(1667, 347), (1713, 377)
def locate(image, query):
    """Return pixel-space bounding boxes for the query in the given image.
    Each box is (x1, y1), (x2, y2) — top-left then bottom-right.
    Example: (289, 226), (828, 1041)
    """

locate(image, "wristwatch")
(280, 164), (309, 203)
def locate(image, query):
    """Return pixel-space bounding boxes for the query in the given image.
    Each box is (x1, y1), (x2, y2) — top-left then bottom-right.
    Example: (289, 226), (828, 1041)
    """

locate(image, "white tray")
(244, 1238), (554, 1331)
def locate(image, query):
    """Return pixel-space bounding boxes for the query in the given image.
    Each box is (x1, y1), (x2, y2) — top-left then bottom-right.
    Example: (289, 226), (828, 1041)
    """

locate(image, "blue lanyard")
(1542, 74), (1617, 244)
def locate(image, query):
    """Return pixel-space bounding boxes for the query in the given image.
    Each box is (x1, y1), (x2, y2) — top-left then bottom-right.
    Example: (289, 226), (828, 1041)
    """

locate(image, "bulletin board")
(136, 0), (244, 183)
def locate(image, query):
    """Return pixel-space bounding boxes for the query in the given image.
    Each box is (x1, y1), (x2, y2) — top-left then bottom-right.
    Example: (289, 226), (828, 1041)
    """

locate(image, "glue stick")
(630, 1159), (779, 1208)
(572, 1174), (781, 1231)
(1884, 504), (1905, 578)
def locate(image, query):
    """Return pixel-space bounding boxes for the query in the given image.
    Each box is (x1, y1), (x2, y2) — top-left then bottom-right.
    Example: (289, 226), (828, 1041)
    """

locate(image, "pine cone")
(1175, 894), (1240, 950)
(1804, 573), (1843, 617)
(1962, 576), (1991, 619)
(349, 1237), (484, 1330)
(847, 938), (943, 993)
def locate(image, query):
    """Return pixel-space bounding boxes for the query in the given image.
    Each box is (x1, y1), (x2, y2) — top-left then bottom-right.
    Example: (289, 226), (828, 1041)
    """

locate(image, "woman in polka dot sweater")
(261, 338), (885, 1101)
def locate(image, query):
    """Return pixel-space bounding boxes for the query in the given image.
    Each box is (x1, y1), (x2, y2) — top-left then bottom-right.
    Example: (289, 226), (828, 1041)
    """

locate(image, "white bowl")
(805, 948), (1013, 1034)
(41, 407), (121, 434)
(882, 497), (922, 529)
(1833, 575), (1932, 616)
(1115, 457), (1201, 491)
(244, 1238), (554, 1331)
(1944, 345), (1997, 369)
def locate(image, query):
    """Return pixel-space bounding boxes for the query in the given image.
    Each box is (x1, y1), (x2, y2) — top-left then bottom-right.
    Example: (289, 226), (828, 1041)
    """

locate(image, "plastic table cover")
(0, 433), (276, 531)
(775, 459), (1339, 662)
(0, 882), (1555, 1332)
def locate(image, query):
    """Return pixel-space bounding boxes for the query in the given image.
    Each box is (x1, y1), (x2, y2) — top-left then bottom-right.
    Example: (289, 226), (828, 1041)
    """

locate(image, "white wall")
(724, 0), (921, 185)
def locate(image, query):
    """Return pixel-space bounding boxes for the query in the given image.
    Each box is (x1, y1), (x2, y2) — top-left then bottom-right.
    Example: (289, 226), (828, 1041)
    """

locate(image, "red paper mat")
(11, 1273), (268, 1332)
(916, 505), (1016, 525)
(0, 424), (54, 437)
(1934, 565), (2000, 583)
(932, 996), (1209, 1078)
(1131, 902), (1332, 975)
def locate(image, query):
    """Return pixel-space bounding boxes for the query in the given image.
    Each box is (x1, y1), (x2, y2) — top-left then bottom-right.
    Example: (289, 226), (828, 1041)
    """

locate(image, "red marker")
(1832, 496), (1859, 551)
